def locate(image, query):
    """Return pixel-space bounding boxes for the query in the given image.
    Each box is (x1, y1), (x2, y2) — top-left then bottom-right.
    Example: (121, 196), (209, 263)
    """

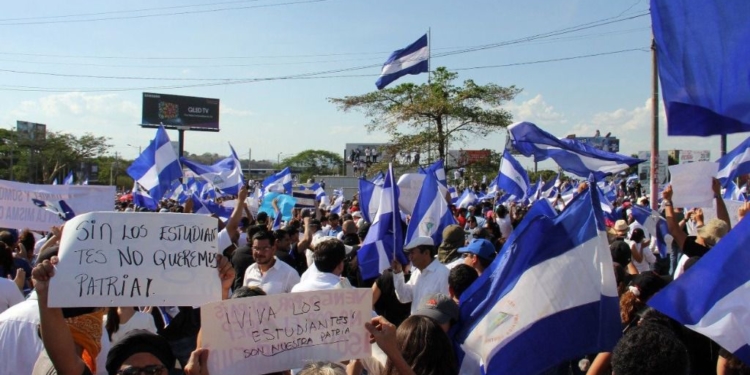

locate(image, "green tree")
(329, 67), (520, 167)
(280, 150), (344, 181)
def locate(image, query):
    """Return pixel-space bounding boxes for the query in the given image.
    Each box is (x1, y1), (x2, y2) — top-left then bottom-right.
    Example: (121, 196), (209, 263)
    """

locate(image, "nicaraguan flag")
(63, 171), (74, 185)
(330, 193), (344, 214)
(310, 183), (328, 203)
(190, 193), (212, 215)
(405, 171), (456, 248)
(262, 167), (293, 194)
(509, 122), (645, 179)
(358, 178), (382, 223)
(271, 211), (283, 230)
(448, 186), (459, 203)
(32, 199), (76, 221)
(651, 0), (750, 136)
(497, 149), (530, 200)
(723, 181), (742, 201)
(357, 164), (408, 280)
(526, 177), (542, 204)
(452, 182), (620, 374)
(540, 173), (559, 198)
(419, 160), (447, 187)
(180, 145), (244, 196)
(133, 181), (158, 211)
(52, 178), (58, 185)
(370, 171), (385, 185)
(629, 204), (671, 257)
(455, 189), (478, 209)
(82, 178), (89, 186)
(375, 34), (429, 90)
(716, 136), (750, 186)
(648, 214), (750, 364)
(126, 126), (183, 202)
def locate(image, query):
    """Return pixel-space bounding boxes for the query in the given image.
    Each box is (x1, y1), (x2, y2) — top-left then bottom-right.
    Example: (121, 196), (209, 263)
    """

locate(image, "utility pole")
(650, 38), (659, 211)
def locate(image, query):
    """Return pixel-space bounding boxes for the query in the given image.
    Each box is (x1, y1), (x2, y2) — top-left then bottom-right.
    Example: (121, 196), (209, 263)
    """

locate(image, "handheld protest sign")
(48, 212), (221, 307)
(668, 162), (718, 208)
(201, 289), (372, 375)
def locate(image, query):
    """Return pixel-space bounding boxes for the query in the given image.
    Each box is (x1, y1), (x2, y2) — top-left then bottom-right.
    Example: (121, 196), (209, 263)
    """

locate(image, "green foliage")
(280, 149), (344, 181)
(329, 67), (521, 167)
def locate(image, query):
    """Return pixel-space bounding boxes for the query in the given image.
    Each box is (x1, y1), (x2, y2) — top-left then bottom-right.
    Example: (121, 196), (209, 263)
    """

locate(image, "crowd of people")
(0, 174), (749, 375)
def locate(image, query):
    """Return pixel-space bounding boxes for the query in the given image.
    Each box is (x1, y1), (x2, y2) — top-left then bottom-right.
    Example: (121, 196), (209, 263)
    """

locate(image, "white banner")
(679, 150), (711, 164)
(668, 162), (718, 208)
(48, 212), (221, 307)
(0, 180), (115, 231)
(702, 200), (744, 228)
(201, 289), (372, 375)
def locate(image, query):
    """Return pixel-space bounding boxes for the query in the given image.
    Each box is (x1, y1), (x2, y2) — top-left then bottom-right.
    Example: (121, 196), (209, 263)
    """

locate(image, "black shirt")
(374, 269), (412, 327)
(682, 236), (710, 258)
(231, 244), (255, 290)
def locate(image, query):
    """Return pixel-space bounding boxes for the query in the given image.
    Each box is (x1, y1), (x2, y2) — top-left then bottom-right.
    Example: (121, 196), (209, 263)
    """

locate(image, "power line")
(0, 0), (327, 26)
(0, 48), (649, 92)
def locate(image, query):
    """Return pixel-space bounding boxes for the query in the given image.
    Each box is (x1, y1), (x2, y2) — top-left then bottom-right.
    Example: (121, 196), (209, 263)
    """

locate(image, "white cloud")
(503, 94), (566, 124)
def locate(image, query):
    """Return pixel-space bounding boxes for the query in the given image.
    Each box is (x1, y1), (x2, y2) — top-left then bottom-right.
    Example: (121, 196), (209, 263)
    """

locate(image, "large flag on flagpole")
(648, 214), (750, 364)
(126, 126), (183, 202)
(497, 149), (530, 200)
(357, 164), (408, 281)
(375, 34), (429, 90)
(452, 181), (620, 374)
(509, 121), (644, 179)
(63, 170), (74, 185)
(180, 143), (244, 195)
(262, 167), (293, 195)
(651, 0), (750, 136)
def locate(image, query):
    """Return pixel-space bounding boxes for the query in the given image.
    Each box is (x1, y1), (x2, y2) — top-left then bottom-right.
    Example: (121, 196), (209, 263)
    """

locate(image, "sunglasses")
(118, 365), (166, 375)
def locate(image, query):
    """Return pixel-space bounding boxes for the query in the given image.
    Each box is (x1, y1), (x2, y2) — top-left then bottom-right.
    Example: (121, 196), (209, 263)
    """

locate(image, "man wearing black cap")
(106, 330), (175, 375)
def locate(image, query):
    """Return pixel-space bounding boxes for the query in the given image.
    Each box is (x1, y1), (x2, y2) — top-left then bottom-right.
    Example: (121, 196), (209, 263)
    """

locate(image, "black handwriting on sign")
(75, 220), (113, 244)
(74, 273), (153, 298)
(73, 249), (107, 265)
(159, 225), (217, 243)
(153, 249), (218, 270)
(121, 224), (148, 240)
(117, 247), (144, 266)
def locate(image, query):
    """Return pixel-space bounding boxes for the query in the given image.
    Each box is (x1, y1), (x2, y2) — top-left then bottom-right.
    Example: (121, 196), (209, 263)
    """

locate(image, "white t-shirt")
(103, 311), (157, 344)
(625, 239), (655, 273)
(0, 293), (42, 375)
(243, 258), (301, 294)
(0, 278), (24, 314)
(495, 216), (513, 240)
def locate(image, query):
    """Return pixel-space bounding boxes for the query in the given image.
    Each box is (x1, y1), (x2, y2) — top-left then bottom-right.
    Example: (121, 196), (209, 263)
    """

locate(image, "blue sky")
(0, 0), (745, 170)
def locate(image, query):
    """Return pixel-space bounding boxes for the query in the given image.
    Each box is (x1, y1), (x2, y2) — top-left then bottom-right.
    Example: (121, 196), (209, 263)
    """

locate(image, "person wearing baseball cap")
(458, 238), (496, 276)
(413, 293), (459, 333)
(392, 236), (450, 314)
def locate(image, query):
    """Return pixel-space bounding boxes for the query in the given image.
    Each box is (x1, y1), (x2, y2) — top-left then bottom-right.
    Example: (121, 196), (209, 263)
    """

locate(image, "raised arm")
(712, 178), (731, 227)
(225, 185), (248, 243)
(662, 185), (687, 250)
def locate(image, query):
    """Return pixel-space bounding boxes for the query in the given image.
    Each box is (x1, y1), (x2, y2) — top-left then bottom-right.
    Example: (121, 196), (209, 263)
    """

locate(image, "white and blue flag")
(716, 136), (750, 186)
(330, 193), (344, 215)
(453, 183), (620, 374)
(127, 126), (183, 202)
(629, 204), (670, 257)
(419, 159), (447, 187)
(52, 178), (58, 185)
(649, 214), (750, 364)
(370, 171), (385, 185)
(455, 189), (478, 209)
(133, 182), (158, 211)
(375, 34), (429, 90)
(81, 178), (89, 186)
(405, 171), (456, 248)
(271, 211), (283, 230)
(722, 181), (743, 201)
(358, 178), (383, 223)
(509, 121), (645, 179)
(540, 173), (559, 198)
(262, 167), (293, 194)
(63, 170), (74, 185)
(497, 149), (530, 200)
(448, 186), (459, 203)
(357, 164), (408, 281)
(180, 143), (244, 195)
(32, 199), (76, 221)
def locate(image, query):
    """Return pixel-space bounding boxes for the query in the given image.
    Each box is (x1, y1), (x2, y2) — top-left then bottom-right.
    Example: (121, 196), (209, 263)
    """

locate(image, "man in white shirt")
(0, 292), (42, 375)
(292, 237), (349, 292)
(391, 236), (450, 314)
(244, 231), (300, 294)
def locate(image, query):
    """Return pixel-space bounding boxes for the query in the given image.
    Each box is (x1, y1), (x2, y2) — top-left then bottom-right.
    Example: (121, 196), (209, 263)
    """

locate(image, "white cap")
(352, 211), (362, 218)
(404, 236), (434, 250)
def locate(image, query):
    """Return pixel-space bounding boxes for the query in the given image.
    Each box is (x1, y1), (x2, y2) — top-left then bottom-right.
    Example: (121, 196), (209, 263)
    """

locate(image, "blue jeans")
(669, 249), (682, 276)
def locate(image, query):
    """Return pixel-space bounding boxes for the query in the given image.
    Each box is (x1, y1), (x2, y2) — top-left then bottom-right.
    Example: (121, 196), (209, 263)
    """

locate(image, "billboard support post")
(178, 129), (185, 158)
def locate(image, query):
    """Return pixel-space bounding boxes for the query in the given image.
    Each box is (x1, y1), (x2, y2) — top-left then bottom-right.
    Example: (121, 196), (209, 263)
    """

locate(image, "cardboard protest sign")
(668, 162), (718, 208)
(702, 199), (744, 228)
(48, 212), (222, 307)
(201, 289), (372, 375)
(0, 180), (115, 231)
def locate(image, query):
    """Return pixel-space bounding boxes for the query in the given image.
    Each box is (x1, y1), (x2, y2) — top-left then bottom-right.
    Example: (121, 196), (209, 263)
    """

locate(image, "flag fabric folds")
(180, 143), (244, 196)
(32, 199), (76, 221)
(357, 165), (408, 281)
(262, 167), (293, 194)
(358, 178), (382, 223)
(370, 171), (385, 185)
(259, 192), (296, 222)
(133, 182), (158, 211)
(63, 171), (74, 185)
(509, 121), (645, 179)
(716, 136), (750, 186)
(648, 215), (750, 364)
(453, 183), (620, 374)
(651, 0), (750, 136)
(52, 178), (58, 185)
(127, 126), (183, 202)
(497, 149), (530, 200)
(405, 171), (456, 248)
(375, 34), (429, 90)
(455, 189), (478, 209)
(629, 204), (670, 257)
(419, 160), (447, 186)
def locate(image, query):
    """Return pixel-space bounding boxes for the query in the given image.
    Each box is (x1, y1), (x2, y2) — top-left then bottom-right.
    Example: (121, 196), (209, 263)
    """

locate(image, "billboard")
(638, 150), (669, 193)
(141, 93), (220, 132)
(678, 150), (711, 164)
(16, 121), (47, 141)
(570, 136), (620, 153)
(447, 149), (492, 167)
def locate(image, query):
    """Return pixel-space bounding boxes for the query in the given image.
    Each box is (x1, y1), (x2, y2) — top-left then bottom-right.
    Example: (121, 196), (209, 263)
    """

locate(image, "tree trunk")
(436, 117), (446, 161)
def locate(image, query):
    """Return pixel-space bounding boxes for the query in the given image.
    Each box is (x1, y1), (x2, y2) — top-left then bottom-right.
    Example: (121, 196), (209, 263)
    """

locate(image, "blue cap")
(458, 238), (496, 260)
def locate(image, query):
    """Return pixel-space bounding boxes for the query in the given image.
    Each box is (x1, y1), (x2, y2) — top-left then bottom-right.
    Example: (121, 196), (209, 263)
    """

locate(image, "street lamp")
(126, 143), (142, 155)
(277, 152), (282, 165)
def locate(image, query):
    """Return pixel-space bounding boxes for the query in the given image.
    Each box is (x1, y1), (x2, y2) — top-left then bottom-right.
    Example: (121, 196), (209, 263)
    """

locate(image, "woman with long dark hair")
(104, 306), (157, 344)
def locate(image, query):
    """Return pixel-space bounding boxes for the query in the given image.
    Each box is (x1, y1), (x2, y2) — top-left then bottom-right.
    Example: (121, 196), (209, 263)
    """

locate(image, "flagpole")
(650, 38), (659, 211)
(390, 164), (397, 259)
(427, 28), (432, 164)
